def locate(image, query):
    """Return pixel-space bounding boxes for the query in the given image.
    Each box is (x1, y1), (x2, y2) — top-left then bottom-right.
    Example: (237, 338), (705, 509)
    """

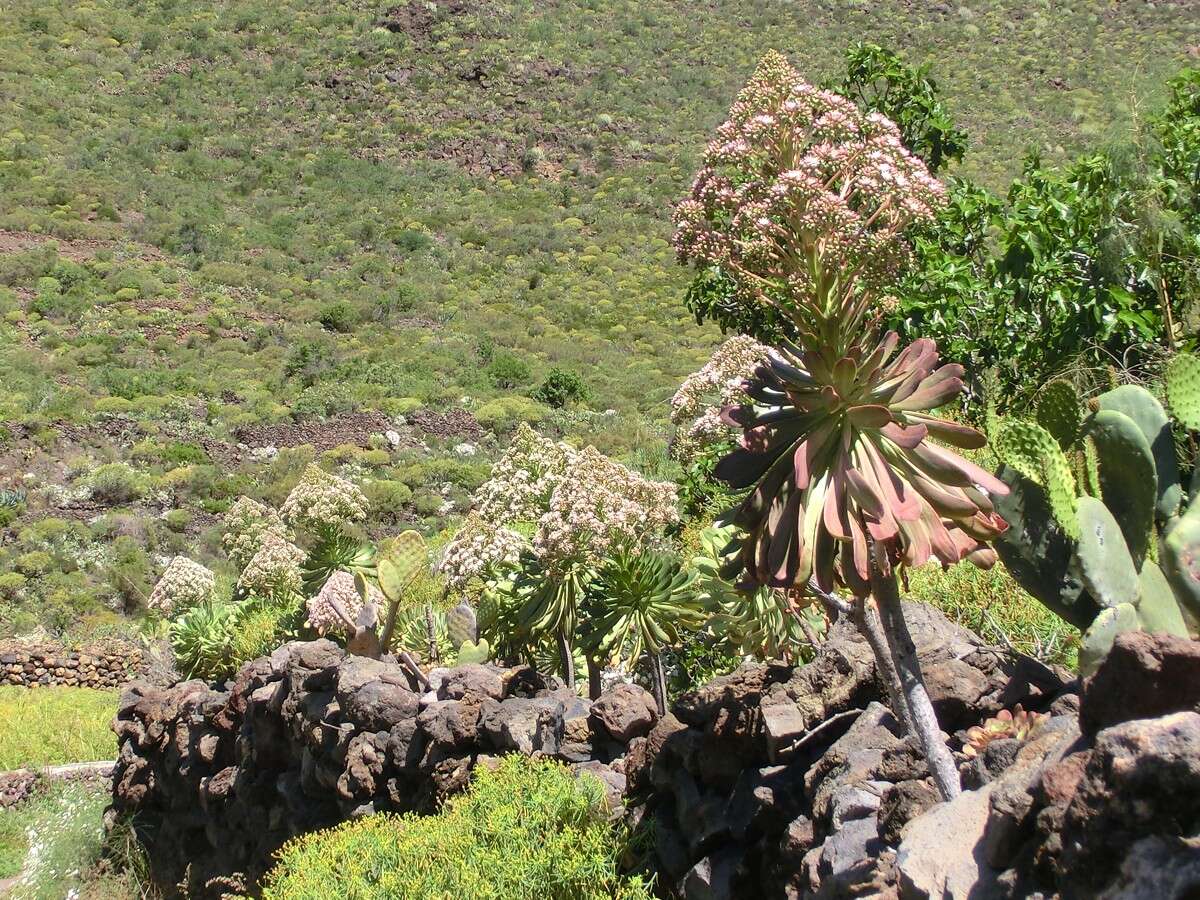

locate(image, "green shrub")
(530, 368), (590, 409)
(168, 599), (239, 681)
(87, 463), (145, 504)
(486, 350), (532, 389)
(0, 572), (26, 599)
(14, 551), (54, 577)
(364, 479), (413, 524)
(262, 755), (653, 900)
(318, 301), (358, 333)
(474, 395), (548, 432)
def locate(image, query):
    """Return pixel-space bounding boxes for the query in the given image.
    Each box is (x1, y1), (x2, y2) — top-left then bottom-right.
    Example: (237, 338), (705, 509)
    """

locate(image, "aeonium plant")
(674, 50), (1009, 799)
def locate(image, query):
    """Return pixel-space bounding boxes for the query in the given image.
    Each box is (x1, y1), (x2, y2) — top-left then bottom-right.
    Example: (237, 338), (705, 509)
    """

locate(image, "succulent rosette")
(716, 333), (1008, 595)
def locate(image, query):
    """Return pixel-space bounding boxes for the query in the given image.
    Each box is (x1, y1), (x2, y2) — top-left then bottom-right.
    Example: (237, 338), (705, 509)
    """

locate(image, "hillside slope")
(0, 0), (1195, 636)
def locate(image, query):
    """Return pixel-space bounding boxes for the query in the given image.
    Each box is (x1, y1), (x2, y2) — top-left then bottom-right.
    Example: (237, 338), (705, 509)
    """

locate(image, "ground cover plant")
(261, 755), (653, 900)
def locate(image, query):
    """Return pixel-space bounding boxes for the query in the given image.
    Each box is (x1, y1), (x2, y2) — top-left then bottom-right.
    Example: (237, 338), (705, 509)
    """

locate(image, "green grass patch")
(908, 561), (1079, 670)
(0, 687), (118, 770)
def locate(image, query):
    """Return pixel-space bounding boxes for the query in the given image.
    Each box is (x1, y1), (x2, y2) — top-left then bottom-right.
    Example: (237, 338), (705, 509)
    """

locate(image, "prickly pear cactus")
(1079, 603), (1140, 675)
(1082, 409), (1156, 566)
(446, 601), (478, 649)
(377, 530), (427, 602)
(456, 638), (491, 665)
(1073, 496), (1139, 609)
(993, 420), (1079, 538)
(1096, 384), (1181, 522)
(1162, 501), (1200, 627)
(1035, 380), (1082, 449)
(1166, 353), (1200, 431)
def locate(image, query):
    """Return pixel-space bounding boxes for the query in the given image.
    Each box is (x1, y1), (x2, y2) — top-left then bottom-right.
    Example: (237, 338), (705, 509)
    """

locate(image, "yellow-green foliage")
(907, 562), (1078, 669)
(0, 686), (117, 769)
(262, 755), (653, 900)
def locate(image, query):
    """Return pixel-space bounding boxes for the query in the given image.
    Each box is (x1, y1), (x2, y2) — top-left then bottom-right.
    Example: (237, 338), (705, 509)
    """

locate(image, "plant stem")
(379, 599), (401, 653)
(586, 654), (602, 700)
(423, 603), (439, 664)
(649, 651), (668, 716)
(853, 596), (914, 735)
(557, 630), (575, 690)
(868, 548), (961, 801)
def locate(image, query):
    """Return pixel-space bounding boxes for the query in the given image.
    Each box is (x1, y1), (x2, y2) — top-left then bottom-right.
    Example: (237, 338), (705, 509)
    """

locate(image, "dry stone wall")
(0, 639), (145, 688)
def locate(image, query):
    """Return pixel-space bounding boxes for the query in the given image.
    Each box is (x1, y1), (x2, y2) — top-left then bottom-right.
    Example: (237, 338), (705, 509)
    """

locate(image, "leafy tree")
(530, 368), (590, 408)
(832, 42), (968, 173)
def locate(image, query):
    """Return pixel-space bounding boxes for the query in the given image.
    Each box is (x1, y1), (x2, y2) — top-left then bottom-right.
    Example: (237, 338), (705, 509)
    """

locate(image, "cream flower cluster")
(670, 335), (769, 463)
(280, 464), (368, 531)
(672, 50), (946, 343)
(147, 556), (215, 614)
(438, 511), (526, 593)
(221, 496), (289, 571)
(475, 423), (576, 524)
(306, 570), (381, 636)
(441, 427), (679, 591)
(533, 446), (679, 572)
(237, 531), (305, 598)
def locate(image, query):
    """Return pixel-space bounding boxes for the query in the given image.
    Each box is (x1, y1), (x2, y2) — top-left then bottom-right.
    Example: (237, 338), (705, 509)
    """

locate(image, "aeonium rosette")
(716, 332), (1007, 596)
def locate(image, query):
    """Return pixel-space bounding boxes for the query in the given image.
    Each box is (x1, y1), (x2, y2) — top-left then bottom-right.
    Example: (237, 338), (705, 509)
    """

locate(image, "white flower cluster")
(221, 496), (288, 571)
(533, 446), (679, 570)
(670, 335), (769, 463)
(147, 556), (215, 614)
(475, 423), (575, 523)
(306, 570), (381, 635)
(440, 426), (679, 590)
(280, 464), (368, 531)
(237, 531), (306, 598)
(438, 511), (526, 593)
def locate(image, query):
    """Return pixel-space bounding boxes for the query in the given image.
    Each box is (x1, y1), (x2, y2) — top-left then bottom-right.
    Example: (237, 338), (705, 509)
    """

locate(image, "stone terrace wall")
(0, 639), (146, 688)
(110, 641), (660, 897)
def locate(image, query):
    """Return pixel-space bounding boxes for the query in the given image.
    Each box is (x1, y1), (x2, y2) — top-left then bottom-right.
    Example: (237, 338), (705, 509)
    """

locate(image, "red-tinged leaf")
(897, 515), (933, 567)
(847, 511), (871, 581)
(833, 357), (858, 397)
(911, 443), (1010, 496)
(907, 413), (987, 449)
(823, 462), (852, 540)
(859, 331), (901, 375)
(892, 372), (964, 412)
(767, 490), (804, 584)
(883, 338), (937, 380)
(793, 420), (836, 490)
(966, 546), (998, 569)
(924, 509), (962, 565)
(845, 467), (886, 519)
(813, 525), (837, 593)
(904, 468), (982, 518)
(863, 441), (922, 521)
(848, 404), (893, 428)
(881, 421), (928, 449)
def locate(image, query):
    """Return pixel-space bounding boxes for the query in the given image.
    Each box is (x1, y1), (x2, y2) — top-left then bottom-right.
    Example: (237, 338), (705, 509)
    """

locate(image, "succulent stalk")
(674, 50), (1011, 800)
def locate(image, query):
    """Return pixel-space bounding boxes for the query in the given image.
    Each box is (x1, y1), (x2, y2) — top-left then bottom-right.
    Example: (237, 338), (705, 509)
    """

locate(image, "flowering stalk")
(674, 51), (1009, 799)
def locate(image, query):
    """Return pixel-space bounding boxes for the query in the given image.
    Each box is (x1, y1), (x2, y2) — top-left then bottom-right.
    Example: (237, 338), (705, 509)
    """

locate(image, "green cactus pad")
(1083, 409), (1156, 567)
(446, 601), (478, 649)
(1096, 384), (1182, 522)
(992, 466), (1101, 631)
(1035, 380), (1081, 449)
(1073, 496), (1139, 609)
(1166, 353), (1200, 431)
(1162, 502), (1200, 627)
(1082, 436), (1102, 499)
(456, 638), (491, 665)
(993, 419), (1079, 537)
(1135, 563), (1190, 638)
(1079, 602), (1140, 676)
(377, 530), (427, 601)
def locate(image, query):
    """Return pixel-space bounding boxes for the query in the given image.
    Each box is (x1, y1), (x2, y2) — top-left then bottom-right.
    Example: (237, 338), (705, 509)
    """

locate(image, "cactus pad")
(1135, 563), (1190, 638)
(992, 466), (1101, 631)
(993, 419), (1079, 537)
(456, 638), (491, 665)
(1073, 496), (1139, 609)
(1096, 384), (1181, 522)
(1166, 353), (1200, 431)
(1083, 409), (1156, 567)
(1079, 602), (1140, 676)
(1162, 503), (1200, 626)
(1035, 380), (1081, 449)
(377, 530), (428, 601)
(446, 601), (478, 649)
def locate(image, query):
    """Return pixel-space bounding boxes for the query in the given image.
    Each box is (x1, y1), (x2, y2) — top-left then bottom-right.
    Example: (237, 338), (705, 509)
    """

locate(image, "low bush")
(0, 686), (118, 769)
(262, 755), (653, 900)
(530, 368), (590, 409)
